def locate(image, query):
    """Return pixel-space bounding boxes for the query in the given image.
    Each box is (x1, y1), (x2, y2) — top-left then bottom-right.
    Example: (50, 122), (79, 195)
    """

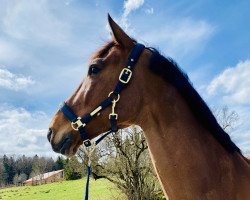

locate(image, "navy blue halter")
(59, 43), (145, 147)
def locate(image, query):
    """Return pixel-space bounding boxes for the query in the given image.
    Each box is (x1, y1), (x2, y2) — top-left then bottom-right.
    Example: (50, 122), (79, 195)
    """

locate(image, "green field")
(0, 178), (126, 200)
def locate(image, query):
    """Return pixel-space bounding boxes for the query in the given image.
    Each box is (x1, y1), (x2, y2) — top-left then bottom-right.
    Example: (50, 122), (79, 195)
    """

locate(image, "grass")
(0, 178), (127, 200)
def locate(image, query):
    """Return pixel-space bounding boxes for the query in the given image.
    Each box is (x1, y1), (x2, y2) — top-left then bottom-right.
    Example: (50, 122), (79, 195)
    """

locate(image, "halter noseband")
(59, 43), (145, 147)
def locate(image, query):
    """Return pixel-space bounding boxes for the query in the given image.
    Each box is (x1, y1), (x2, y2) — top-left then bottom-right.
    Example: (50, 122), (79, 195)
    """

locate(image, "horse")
(48, 15), (250, 200)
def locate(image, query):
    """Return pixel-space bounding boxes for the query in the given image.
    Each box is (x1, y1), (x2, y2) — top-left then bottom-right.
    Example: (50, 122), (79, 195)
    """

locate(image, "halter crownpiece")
(59, 43), (145, 147)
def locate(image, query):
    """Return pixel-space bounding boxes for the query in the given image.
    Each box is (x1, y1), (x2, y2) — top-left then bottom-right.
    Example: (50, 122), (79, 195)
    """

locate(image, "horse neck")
(137, 80), (247, 199)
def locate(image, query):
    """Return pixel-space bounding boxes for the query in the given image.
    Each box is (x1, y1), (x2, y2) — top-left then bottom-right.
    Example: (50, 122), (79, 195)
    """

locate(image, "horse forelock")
(92, 41), (116, 59)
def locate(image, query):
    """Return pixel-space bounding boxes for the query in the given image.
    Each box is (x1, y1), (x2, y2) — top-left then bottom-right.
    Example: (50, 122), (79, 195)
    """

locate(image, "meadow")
(0, 179), (126, 200)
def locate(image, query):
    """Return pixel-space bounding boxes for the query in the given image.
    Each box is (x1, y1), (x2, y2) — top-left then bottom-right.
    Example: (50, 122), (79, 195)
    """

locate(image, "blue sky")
(0, 0), (249, 157)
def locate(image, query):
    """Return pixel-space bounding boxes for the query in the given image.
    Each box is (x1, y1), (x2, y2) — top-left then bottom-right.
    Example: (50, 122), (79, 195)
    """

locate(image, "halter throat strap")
(59, 43), (145, 147)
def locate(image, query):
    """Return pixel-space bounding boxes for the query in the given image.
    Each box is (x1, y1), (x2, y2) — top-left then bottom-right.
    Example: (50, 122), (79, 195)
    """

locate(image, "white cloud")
(145, 7), (154, 15)
(0, 68), (34, 91)
(0, 104), (55, 157)
(142, 18), (215, 59)
(121, 0), (145, 31)
(205, 61), (250, 154)
(123, 0), (144, 17)
(118, 3), (214, 60)
(207, 60), (250, 105)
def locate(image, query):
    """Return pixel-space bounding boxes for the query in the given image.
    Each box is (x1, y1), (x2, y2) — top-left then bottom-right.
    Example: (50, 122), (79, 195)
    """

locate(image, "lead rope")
(83, 130), (115, 200)
(84, 144), (95, 200)
(84, 99), (119, 200)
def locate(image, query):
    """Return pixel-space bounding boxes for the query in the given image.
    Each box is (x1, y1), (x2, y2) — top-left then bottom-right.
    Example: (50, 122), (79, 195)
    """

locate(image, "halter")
(59, 43), (145, 147)
(59, 43), (145, 200)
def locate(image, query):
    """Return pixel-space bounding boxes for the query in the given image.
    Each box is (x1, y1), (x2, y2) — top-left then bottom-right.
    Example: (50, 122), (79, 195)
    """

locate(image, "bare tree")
(103, 127), (161, 200)
(76, 126), (163, 200)
(31, 156), (53, 185)
(214, 106), (239, 133)
(13, 173), (27, 186)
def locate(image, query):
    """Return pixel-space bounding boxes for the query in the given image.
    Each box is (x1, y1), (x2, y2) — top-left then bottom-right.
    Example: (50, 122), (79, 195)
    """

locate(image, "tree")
(214, 105), (239, 133)
(13, 173), (27, 186)
(82, 126), (163, 200)
(0, 158), (4, 186)
(3, 155), (16, 185)
(55, 156), (66, 170)
(31, 156), (55, 185)
(64, 157), (84, 180)
(76, 143), (103, 179)
(15, 155), (32, 179)
(31, 155), (40, 176)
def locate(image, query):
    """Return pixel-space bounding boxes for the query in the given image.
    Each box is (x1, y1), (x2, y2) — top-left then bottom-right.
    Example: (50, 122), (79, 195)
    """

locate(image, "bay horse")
(48, 15), (250, 199)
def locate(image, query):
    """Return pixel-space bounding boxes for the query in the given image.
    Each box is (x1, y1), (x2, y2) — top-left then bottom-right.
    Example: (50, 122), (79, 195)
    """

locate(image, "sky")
(0, 0), (249, 157)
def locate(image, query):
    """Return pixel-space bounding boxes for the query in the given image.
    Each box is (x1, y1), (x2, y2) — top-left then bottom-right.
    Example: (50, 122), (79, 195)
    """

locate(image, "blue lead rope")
(84, 165), (91, 200)
(84, 130), (114, 200)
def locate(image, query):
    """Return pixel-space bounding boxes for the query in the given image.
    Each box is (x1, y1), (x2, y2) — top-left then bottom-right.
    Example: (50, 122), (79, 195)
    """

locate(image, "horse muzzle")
(47, 129), (74, 155)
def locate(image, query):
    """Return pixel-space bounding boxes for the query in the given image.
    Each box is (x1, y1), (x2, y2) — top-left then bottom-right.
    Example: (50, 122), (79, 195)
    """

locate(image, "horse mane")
(148, 48), (241, 154)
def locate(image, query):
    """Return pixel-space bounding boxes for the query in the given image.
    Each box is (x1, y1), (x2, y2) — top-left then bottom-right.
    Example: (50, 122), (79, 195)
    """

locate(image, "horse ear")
(108, 14), (134, 49)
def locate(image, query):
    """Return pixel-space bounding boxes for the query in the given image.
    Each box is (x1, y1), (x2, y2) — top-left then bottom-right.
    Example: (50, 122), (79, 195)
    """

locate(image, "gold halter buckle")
(119, 68), (132, 84)
(71, 117), (86, 131)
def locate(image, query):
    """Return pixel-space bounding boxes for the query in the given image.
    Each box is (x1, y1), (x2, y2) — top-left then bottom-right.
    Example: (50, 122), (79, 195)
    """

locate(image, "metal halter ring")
(108, 92), (120, 102)
(83, 141), (96, 155)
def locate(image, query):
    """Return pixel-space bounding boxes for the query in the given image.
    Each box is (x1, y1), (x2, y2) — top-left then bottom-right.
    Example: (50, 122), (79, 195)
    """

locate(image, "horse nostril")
(47, 128), (53, 142)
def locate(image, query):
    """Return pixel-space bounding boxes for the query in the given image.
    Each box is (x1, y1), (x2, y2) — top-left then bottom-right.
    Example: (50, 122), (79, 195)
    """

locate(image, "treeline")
(0, 155), (65, 187)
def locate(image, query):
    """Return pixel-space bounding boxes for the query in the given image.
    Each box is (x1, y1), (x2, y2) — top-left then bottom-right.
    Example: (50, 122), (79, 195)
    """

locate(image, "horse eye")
(88, 65), (101, 76)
